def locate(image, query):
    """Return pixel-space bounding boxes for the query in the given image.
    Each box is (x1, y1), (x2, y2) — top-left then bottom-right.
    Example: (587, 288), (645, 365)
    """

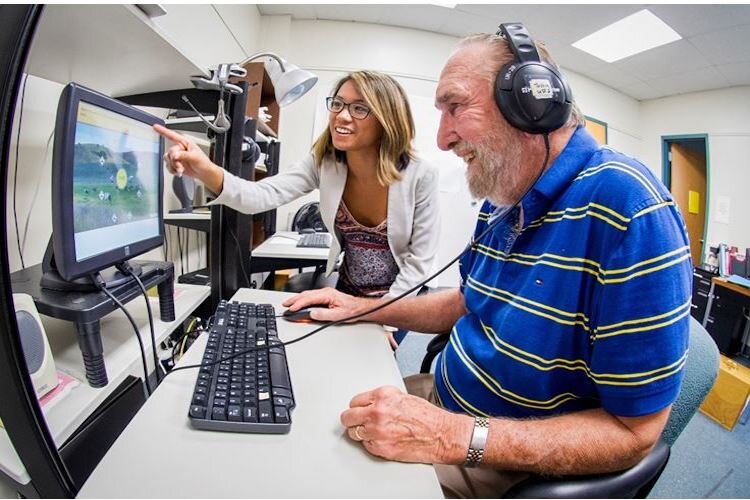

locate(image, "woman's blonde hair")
(311, 70), (415, 186)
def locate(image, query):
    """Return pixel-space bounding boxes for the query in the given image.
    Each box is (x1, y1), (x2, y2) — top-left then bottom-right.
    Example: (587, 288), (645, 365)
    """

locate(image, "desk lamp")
(186, 52), (317, 134)
(237, 52), (318, 107)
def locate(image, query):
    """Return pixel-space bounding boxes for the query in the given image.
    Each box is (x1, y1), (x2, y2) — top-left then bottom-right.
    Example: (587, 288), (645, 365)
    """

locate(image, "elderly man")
(284, 25), (691, 498)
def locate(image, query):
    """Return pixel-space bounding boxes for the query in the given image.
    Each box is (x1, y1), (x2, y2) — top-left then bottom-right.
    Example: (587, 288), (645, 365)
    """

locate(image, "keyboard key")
(211, 406), (226, 420)
(190, 405), (206, 418)
(259, 401), (273, 423)
(273, 396), (293, 408)
(227, 406), (242, 421)
(243, 407), (258, 422)
(272, 387), (293, 399)
(274, 407), (290, 424)
(270, 353), (291, 389)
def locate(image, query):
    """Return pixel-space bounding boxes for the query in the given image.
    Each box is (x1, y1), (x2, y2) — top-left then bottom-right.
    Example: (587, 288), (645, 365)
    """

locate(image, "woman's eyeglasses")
(326, 97), (371, 120)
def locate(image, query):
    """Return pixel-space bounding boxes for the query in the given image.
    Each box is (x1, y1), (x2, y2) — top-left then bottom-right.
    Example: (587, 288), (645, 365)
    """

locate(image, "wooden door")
(584, 117), (607, 144)
(670, 143), (707, 264)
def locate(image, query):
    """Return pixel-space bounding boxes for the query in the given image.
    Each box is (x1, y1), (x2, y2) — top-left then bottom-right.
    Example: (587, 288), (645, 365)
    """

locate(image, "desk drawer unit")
(692, 268), (714, 321)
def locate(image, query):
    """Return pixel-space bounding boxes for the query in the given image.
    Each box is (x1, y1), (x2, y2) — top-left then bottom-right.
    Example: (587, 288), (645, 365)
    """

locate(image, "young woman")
(156, 71), (440, 337)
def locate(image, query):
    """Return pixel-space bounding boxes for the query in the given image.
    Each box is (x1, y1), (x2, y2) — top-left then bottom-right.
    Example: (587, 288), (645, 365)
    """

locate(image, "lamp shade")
(265, 59), (318, 107)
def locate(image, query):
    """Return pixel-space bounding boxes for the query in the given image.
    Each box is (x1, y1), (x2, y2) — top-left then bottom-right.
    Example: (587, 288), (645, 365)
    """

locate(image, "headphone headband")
(498, 23), (541, 65)
(493, 22), (573, 134)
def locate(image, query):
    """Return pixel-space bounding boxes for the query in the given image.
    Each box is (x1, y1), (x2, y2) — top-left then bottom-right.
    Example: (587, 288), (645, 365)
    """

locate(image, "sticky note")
(688, 191), (700, 214)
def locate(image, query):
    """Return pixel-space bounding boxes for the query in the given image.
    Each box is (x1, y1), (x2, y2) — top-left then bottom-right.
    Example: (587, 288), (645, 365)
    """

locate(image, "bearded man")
(284, 26), (691, 498)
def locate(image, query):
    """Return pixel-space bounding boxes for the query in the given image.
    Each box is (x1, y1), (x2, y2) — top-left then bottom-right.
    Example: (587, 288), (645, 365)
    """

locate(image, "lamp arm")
(238, 51), (287, 71)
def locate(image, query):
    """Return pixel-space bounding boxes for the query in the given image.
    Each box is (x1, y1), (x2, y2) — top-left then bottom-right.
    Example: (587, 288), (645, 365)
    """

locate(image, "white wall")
(640, 87), (750, 254)
(565, 71), (643, 157)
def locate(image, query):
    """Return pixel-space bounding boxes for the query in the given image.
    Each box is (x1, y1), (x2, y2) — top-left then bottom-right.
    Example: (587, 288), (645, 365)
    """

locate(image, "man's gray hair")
(456, 33), (585, 129)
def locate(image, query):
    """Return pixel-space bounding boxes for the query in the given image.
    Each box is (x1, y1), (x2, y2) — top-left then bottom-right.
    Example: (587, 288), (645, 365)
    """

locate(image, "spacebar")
(269, 352), (291, 389)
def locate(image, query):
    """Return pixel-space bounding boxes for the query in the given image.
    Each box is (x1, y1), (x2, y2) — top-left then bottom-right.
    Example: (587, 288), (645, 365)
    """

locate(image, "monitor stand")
(39, 240), (143, 292)
(12, 253), (176, 388)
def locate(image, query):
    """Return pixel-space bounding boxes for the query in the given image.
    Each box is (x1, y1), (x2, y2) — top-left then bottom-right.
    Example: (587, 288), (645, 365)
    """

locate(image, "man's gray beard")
(466, 135), (525, 205)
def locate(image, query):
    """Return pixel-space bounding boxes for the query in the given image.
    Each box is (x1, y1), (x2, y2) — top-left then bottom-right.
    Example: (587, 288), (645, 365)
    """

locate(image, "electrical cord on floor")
(118, 263), (162, 384)
(93, 274), (152, 396)
(165, 134), (552, 377)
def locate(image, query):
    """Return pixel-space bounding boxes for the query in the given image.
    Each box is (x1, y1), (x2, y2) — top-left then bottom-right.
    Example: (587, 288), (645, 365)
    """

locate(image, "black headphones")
(494, 23), (573, 134)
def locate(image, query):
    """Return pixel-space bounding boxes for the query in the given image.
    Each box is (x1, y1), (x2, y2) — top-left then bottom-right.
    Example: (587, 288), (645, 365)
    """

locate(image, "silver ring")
(353, 425), (365, 441)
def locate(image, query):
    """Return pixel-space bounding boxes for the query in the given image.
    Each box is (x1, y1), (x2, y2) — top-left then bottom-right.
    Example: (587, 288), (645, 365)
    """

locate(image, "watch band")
(464, 416), (490, 467)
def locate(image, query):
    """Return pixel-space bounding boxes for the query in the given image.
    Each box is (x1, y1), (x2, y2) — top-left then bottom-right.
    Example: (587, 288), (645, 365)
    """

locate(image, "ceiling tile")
(613, 39), (713, 81)
(257, 5), (317, 18)
(715, 61), (750, 87)
(645, 66), (730, 97)
(648, 4), (750, 37)
(690, 23), (750, 65)
(619, 81), (668, 101)
(584, 65), (643, 90)
(456, 4), (645, 43)
(375, 5), (454, 34)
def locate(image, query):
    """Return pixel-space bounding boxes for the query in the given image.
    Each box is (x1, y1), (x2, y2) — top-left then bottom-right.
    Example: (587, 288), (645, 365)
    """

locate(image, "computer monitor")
(42, 83), (165, 290)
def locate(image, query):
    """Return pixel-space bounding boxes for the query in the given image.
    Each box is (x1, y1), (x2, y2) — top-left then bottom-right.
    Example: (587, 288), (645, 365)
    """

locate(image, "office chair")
(420, 317), (720, 498)
(283, 202), (337, 293)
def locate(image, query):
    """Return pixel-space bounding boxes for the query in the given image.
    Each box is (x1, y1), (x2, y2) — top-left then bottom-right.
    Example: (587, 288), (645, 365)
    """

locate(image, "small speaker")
(13, 293), (58, 398)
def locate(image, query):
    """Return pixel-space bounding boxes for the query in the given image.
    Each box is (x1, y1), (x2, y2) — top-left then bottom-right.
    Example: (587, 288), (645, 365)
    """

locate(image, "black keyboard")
(297, 232), (332, 248)
(188, 300), (295, 433)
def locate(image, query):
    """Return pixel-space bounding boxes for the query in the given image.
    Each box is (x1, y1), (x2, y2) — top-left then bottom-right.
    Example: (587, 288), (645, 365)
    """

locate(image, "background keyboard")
(297, 232), (332, 248)
(188, 300), (295, 433)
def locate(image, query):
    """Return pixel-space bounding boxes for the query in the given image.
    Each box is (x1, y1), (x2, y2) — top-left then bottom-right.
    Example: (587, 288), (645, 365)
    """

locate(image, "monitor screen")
(51, 83), (164, 281)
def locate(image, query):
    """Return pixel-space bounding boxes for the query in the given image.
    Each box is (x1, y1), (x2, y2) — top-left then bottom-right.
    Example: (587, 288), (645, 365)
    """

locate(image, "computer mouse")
(282, 306), (328, 323)
(298, 228), (316, 234)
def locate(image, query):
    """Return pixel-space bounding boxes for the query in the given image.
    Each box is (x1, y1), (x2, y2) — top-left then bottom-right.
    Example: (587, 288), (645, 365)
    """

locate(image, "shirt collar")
(532, 126), (600, 202)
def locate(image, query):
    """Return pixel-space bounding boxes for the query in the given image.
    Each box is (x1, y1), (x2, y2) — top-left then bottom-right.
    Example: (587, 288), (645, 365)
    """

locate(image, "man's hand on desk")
(281, 287), (376, 323)
(340, 386), (473, 464)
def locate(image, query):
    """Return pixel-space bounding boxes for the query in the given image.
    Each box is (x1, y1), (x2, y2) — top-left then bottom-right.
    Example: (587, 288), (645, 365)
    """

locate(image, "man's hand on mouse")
(282, 287), (377, 323)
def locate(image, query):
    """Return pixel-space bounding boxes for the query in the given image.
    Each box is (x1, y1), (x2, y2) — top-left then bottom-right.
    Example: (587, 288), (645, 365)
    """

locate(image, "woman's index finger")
(153, 124), (190, 149)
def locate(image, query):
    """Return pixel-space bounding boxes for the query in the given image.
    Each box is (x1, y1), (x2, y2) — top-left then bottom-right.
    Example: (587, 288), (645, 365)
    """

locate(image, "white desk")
(253, 231), (330, 261)
(0, 284), (210, 486)
(250, 232), (330, 289)
(78, 289), (442, 498)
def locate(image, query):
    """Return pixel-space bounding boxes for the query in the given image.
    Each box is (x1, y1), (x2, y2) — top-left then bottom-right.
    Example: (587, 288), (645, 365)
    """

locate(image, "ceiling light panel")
(572, 9), (682, 63)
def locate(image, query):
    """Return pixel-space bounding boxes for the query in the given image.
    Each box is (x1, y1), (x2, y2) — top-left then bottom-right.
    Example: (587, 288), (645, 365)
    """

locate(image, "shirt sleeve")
(210, 154), (320, 214)
(589, 200), (692, 417)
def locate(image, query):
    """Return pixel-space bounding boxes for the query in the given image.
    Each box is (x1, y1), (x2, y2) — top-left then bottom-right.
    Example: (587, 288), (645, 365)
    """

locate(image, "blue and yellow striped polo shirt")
(435, 127), (691, 418)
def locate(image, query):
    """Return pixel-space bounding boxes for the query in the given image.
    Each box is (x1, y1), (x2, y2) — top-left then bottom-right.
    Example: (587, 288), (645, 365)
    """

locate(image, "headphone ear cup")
(495, 61), (572, 134)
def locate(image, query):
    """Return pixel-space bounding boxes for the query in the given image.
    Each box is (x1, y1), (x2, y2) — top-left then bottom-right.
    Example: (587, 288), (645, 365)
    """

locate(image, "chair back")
(661, 317), (720, 446)
(291, 202), (326, 232)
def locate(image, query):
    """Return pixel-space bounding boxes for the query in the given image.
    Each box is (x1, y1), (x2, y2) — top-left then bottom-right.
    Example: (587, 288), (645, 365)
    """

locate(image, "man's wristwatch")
(464, 416), (490, 467)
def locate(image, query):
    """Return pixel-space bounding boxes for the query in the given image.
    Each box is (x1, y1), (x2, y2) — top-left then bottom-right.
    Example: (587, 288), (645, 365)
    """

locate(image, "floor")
(394, 333), (750, 499)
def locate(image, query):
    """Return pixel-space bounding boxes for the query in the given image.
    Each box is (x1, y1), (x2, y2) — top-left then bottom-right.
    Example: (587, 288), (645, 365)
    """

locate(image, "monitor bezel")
(51, 82), (165, 281)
